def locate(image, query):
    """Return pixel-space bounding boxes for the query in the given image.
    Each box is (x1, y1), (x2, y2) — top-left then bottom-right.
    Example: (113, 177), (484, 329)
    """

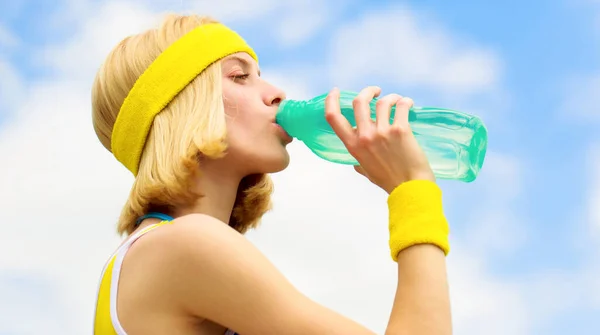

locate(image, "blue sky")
(1, 0), (599, 334)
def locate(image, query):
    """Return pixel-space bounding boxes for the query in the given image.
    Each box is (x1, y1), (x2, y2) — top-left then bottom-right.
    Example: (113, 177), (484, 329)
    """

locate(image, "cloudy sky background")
(1, 0), (599, 334)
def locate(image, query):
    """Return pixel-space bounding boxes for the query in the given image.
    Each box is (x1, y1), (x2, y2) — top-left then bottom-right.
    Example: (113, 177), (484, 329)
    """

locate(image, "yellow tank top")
(92, 220), (239, 335)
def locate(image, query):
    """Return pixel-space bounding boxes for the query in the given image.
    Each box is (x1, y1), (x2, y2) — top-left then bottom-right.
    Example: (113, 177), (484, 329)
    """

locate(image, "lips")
(274, 123), (293, 143)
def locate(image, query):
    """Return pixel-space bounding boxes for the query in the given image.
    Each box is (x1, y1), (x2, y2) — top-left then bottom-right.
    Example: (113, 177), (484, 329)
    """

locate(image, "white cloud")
(181, 0), (280, 22)
(0, 1), (26, 22)
(328, 5), (501, 97)
(0, 273), (71, 334)
(0, 78), (130, 332)
(272, 0), (332, 47)
(0, 57), (24, 114)
(557, 43), (600, 322)
(445, 148), (598, 334)
(39, 0), (337, 82)
(447, 250), (532, 335)
(40, 1), (162, 80)
(276, 11), (327, 47)
(586, 143), (600, 240)
(444, 152), (531, 334)
(560, 143), (600, 322)
(560, 73), (600, 122)
(261, 65), (321, 99)
(460, 152), (528, 254)
(0, 24), (18, 49)
(0, 11), (22, 113)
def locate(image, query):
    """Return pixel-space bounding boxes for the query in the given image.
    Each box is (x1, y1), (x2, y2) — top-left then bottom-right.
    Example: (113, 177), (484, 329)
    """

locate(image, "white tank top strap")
(104, 222), (171, 334)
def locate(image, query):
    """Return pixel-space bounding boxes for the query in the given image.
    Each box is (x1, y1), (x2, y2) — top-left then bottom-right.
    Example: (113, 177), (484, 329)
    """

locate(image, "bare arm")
(147, 214), (375, 335)
(138, 211), (449, 335)
(386, 245), (451, 335)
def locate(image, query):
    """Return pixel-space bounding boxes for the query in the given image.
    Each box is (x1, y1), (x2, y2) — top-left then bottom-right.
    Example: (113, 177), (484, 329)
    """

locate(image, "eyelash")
(232, 74), (250, 81)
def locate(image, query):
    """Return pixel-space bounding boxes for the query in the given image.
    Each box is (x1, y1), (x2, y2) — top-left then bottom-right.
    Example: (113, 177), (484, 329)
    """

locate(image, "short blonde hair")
(91, 14), (273, 235)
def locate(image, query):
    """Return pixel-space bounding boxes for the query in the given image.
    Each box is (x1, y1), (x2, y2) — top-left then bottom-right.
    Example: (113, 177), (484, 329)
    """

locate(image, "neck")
(172, 163), (242, 225)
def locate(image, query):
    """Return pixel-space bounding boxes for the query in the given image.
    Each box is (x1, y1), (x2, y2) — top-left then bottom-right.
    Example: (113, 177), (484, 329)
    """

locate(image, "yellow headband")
(111, 23), (258, 175)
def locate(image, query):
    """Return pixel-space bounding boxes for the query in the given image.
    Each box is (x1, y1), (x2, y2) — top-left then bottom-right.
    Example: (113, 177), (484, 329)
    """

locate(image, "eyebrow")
(225, 55), (261, 76)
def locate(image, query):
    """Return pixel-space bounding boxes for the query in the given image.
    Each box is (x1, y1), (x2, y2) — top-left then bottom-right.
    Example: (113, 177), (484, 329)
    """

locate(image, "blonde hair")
(91, 14), (273, 235)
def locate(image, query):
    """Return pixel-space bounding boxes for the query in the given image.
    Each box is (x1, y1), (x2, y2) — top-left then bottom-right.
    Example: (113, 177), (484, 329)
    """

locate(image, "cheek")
(222, 87), (272, 148)
(223, 103), (264, 138)
(222, 83), (249, 114)
(223, 95), (258, 129)
(225, 113), (261, 150)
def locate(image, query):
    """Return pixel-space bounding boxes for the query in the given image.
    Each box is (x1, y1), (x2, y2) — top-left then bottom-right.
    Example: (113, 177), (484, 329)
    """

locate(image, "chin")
(249, 146), (290, 174)
(230, 141), (291, 175)
(263, 150), (291, 173)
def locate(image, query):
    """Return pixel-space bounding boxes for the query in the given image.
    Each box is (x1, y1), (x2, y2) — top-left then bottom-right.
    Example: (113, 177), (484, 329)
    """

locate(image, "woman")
(91, 14), (452, 335)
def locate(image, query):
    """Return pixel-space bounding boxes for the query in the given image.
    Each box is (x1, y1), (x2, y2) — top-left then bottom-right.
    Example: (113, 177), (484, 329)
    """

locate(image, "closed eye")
(232, 74), (250, 81)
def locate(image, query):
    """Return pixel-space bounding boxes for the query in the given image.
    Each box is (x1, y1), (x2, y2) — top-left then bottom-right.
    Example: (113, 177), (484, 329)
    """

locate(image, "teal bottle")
(275, 90), (488, 182)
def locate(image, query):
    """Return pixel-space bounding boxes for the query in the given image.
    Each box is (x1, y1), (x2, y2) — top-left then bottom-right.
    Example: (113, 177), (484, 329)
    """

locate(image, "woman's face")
(220, 52), (292, 175)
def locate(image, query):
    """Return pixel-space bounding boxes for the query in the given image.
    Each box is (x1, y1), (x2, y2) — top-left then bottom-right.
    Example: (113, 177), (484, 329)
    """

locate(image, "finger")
(375, 94), (402, 130)
(352, 86), (381, 134)
(325, 88), (354, 143)
(392, 97), (414, 129)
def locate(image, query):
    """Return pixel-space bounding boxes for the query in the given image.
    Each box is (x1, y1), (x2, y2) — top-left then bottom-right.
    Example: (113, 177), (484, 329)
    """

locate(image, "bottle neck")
(276, 99), (307, 138)
(280, 99), (307, 112)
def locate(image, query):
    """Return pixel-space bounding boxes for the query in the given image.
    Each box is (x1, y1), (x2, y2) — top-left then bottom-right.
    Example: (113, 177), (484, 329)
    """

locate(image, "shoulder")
(126, 213), (272, 285)
(129, 213), (245, 269)
(125, 213), (292, 316)
(123, 213), (256, 311)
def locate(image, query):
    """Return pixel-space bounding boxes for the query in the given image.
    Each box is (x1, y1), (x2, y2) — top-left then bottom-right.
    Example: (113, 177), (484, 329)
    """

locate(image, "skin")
(115, 52), (452, 335)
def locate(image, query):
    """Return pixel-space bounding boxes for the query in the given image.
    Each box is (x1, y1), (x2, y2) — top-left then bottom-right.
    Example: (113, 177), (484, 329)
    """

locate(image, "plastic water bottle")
(275, 90), (488, 182)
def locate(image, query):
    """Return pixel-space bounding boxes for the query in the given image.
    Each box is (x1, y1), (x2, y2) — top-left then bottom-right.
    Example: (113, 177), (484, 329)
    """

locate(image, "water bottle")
(275, 90), (488, 182)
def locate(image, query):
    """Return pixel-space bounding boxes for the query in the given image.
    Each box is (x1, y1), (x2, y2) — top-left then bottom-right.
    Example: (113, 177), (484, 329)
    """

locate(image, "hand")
(324, 86), (435, 194)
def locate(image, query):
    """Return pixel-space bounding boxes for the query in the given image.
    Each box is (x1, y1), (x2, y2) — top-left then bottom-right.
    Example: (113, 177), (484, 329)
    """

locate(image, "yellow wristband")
(387, 180), (450, 261)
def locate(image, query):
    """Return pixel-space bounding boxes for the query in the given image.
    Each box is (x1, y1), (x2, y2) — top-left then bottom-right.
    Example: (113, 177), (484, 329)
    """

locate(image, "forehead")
(222, 52), (258, 67)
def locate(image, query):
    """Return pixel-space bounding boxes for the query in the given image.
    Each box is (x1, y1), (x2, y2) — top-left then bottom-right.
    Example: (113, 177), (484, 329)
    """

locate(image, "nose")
(264, 83), (286, 107)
